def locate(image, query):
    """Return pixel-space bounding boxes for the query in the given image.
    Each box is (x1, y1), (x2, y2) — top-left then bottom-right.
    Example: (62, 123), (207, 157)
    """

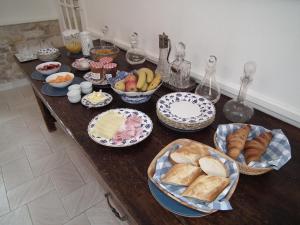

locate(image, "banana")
(138, 68), (154, 83)
(141, 82), (148, 92)
(147, 73), (161, 91)
(136, 69), (147, 89)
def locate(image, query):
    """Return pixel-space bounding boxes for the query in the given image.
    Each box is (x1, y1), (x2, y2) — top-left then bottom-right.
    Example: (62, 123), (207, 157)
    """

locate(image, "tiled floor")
(0, 85), (127, 225)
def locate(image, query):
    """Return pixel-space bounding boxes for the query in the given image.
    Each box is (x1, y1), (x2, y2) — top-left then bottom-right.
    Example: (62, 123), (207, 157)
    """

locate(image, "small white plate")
(81, 92), (113, 108)
(87, 108), (153, 147)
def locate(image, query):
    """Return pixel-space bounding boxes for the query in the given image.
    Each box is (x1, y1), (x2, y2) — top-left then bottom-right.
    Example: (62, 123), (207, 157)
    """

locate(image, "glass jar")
(62, 29), (82, 54)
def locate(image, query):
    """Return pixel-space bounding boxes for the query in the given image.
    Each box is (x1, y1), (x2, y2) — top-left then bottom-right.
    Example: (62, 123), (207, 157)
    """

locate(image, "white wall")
(0, 0), (58, 26)
(85, 0), (300, 127)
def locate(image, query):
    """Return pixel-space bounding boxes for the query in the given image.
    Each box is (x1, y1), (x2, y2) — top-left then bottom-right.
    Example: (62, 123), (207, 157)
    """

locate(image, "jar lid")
(103, 63), (117, 69)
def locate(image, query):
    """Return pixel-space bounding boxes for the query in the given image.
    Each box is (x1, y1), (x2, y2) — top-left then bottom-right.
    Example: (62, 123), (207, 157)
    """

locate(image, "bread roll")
(226, 125), (251, 159)
(170, 142), (210, 166)
(244, 131), (273, 164)
(161, 164), (202, 186)
(182, 175), (230, 202)
(199, 156), (228, 177)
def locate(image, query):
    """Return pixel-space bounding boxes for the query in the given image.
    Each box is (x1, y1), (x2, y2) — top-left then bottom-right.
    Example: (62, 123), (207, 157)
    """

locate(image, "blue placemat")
(31, 64), (70, 81)
(148, 179), (206, 218)
(41, 77), (83, 97)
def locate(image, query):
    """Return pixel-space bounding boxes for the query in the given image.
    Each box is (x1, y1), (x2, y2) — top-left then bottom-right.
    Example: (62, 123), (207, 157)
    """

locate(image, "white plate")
(84, 72), (108, 86)
(81, 92), (113, 108)
(156, 92), (215, 124)
(87, 108), (153, 147)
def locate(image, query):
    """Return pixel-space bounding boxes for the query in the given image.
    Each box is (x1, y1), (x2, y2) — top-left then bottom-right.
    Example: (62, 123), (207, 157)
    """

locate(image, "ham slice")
(113, 115), (142, 143)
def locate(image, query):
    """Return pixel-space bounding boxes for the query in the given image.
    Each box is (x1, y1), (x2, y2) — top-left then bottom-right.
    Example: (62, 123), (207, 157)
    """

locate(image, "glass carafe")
(99, 25), (115, 48)
(125, 32), (146, 65)
(195, 55), (220, 103)
(168, 42), (191, 89)
(223, 61), (256, 122)
(155, 32), (171, 82)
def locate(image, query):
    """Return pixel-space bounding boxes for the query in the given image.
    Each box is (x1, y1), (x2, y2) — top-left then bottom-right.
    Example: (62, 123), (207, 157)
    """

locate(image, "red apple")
(125, 74), (137, 83)
(125, 80), (137, 92)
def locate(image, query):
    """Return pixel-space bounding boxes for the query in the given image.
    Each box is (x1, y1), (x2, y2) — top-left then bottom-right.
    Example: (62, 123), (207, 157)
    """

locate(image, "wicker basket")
(213, 128), (273, 175)
(147, 138), (239, 214)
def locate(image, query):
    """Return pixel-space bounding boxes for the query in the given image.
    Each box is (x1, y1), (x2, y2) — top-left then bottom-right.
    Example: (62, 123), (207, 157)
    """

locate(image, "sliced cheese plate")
(87, 108), (153, 147)
(147, 139), (239, 216)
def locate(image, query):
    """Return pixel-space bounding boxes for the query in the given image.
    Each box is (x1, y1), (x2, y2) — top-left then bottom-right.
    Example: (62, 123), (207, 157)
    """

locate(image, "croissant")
(226, 125), (251, 159)
(244, 131), (273, 164)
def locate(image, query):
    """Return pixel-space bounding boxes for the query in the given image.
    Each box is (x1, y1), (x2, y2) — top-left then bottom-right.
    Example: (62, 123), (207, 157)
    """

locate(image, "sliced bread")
(182, 175), (230, 202)
(170, 142), (210, 166)
(161, 164), (202, 186)
(199, 156), (228, 178)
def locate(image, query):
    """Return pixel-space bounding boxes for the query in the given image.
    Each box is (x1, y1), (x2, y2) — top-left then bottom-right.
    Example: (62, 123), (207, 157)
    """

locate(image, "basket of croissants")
(214, 123), (291, 175)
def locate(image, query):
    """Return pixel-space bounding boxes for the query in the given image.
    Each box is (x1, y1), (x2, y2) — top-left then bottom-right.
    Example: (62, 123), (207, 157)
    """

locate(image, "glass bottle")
(99, 25), (114, 48)
(155, 32), (171, 82)
(168, 42), (191, 89)
(223, 61), (256, 122)
(195, 55), (220, 103)
(125, 32), (146, 65)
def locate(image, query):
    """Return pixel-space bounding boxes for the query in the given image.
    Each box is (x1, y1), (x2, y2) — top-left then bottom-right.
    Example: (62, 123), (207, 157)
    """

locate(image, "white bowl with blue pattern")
(108, 71), (162, 104)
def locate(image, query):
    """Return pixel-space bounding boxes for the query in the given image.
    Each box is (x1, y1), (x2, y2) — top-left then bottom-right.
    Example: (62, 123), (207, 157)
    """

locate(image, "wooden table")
(17, 48), (300, 225)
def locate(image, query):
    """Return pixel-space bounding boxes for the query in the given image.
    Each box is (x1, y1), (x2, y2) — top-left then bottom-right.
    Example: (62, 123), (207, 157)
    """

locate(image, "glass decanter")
(125, 32), (146, 65)
(195, 55), (220, 103)
(99, 25), (115, 48)
(223, 61), (257, 122)
(155, 32), (171, 82)
(168, 42), (191, 89)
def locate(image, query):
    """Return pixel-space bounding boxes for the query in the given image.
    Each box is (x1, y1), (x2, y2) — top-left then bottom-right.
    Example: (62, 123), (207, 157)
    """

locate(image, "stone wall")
(0, 20), (63, 84)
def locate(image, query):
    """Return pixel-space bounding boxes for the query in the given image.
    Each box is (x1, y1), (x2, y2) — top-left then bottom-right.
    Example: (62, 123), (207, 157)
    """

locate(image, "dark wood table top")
(17, 48), (300, 225)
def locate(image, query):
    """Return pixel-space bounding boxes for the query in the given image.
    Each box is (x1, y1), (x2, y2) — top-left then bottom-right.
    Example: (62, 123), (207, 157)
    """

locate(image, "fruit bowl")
(108, 70), (162, 104)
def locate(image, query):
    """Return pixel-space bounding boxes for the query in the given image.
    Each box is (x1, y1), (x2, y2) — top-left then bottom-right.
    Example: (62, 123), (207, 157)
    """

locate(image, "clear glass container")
(223, 61), (257, 122)
(155, 32), (171, 82)
(125, 32), (146, 65)
(99, 25), (115, 48)
(168, 42), (191, 89)
(195, 55), (220, 103)
(62, 29), (82, 54)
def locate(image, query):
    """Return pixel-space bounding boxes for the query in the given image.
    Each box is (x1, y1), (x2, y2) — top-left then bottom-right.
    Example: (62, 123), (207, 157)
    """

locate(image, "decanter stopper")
(223, 61), (257, 123)
(195, 55), (220, 103)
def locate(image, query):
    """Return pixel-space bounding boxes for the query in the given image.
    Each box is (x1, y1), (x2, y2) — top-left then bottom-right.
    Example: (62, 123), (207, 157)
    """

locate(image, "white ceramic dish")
(81, 92), (113, 108)
(36, 62), (61, 75)
(72, 59), (91, 71)
(46, 72), (74, 88)
(87, 108), (153, 147)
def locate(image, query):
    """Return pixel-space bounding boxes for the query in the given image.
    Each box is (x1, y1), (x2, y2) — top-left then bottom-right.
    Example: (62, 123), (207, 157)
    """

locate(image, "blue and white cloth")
(153, 144), (239, 212)
(215, 124), (291, 169)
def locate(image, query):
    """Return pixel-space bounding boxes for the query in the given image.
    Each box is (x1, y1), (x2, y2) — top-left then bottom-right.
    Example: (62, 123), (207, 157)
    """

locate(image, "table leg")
(32, 88), (57, 132)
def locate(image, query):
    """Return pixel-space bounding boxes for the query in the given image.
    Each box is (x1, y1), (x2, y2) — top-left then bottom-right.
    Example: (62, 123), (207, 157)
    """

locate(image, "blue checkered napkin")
(152, 144), (239, 212)
(215, 124), (291, 170)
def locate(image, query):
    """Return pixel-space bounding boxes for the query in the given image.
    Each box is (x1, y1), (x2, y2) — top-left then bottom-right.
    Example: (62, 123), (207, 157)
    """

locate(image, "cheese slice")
(91, 111), (126, 139)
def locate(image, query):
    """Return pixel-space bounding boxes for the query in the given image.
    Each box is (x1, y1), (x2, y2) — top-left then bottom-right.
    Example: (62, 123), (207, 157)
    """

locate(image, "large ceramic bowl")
(46, 72), (74, 88)
(108, 71), (162, 104)
(36, 62), (61, 75)
(90, 46), (119, 61)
